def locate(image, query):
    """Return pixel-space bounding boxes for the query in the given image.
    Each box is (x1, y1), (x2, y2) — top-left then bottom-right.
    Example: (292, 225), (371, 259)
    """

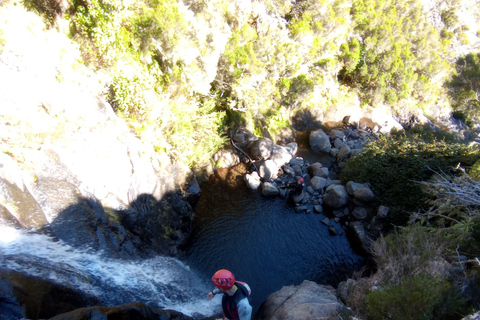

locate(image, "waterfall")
(0, 226), (220, 318)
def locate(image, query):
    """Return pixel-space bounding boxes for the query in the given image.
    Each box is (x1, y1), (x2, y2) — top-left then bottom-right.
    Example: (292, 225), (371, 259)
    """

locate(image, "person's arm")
(236, 297), (252, 320)
(207, 288), (221, 300)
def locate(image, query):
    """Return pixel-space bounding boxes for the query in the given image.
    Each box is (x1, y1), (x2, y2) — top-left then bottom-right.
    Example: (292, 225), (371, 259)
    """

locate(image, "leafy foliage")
(447, 53), (480, 127)
(366, 274), (467, 320)
(339, 0), (451, 106)
(339, 127), (480, 224)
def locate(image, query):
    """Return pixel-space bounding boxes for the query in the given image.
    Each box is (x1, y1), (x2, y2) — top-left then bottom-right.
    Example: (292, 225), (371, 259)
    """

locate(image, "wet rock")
(261, 182), (280, 197)
(323, 185), (349, 208)
(49, 302), (194, 320)
(314, 205), (323, 213)
(309, 129), (332, 154)
(0, 269), (101, 319)
(257, 280), (353, 320)
(321, 217), (330, 225)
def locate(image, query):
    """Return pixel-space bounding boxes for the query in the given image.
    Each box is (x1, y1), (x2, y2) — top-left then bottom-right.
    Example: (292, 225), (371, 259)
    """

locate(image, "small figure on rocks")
(286, 178), (304, 198)
(207, 269), (252, 320)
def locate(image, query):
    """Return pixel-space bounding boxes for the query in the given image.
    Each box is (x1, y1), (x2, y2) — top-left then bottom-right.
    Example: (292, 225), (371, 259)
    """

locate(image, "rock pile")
(225, 124), (389, 246)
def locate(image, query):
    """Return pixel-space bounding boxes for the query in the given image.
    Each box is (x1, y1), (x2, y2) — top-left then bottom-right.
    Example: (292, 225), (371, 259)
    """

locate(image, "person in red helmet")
(207, 269), (252, 320)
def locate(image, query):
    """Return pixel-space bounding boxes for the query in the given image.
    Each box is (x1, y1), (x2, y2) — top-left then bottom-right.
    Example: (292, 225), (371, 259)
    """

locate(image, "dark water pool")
(183, 163), (365, 313)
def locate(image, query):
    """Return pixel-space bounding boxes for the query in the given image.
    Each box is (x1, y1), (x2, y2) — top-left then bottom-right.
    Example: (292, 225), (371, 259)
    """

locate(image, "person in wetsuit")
(207, 269), (252, 320)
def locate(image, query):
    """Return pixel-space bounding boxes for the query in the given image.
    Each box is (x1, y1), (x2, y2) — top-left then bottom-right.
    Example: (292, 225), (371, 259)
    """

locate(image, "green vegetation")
(447, 53), (480, 127)
(339, 0), (451, 106)
(339, 127), (480, 225)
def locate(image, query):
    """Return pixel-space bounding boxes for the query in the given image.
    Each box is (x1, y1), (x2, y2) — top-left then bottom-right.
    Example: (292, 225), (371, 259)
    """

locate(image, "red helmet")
(212, 269), (235, 290)
(298, 178), (304, 183)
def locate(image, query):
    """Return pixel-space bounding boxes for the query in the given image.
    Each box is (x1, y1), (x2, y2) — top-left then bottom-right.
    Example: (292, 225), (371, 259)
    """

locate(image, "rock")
(307, 162), (329, 178)
(289, 157), (304, 167)
(306, 186), (315, 195)
(258, 160), (279, 180)
(282, 165), (296, 177)
(348, 221), (372, 251)
(462, 311), (480, 320)
(333, 137), (344, 148)
(310, 176), (327, 191)
(291, 164), (303, 177)
(353, 187), (375, 203)
(284, 142), (298, 156)
(270, 144), (295, 167)
(350, 148), (363, 157)
(314, 205), (323, 213)
(330, 129), (346, 140)
(294, 206), (307, 213)
(337, 278), (356, 304)
(323, 185), (349, 208)
(49, 302), (194, 320)
(329, 148), (339, 157)
(321, 217), (330, 225)
(261, 182), (280, 197)
(256, 280), (353, 320)
(337, 144), (351, 161)
(250, 138), (274, 160)
(291, 191), (305, 203)
(0, 269), (101, 319)
(377, 205), (390, 218)
(212, 149), (240, 168)
(345, 181), (369, 196)
(245, 171), (261, 190)
(351, 207), (368, 220)
(328, 226), (338, 235)
(309, 129), (332, 154)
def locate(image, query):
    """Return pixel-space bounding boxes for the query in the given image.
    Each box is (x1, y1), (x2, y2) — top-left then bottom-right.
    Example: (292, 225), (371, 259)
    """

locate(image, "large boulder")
(261, 182), (280, 197)
(256, 280), (354, 320)
(323, 185), (349, 208)
(258, 160), (280, 180)
(49, 302), (195, 320)
(250, 138), (274, 160)
(309, 129), (331, 154)
(307, 162), (329, 178)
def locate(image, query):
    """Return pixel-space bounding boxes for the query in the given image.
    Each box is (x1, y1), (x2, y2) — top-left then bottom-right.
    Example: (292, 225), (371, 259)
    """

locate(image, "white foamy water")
(0, 226), (220, 318)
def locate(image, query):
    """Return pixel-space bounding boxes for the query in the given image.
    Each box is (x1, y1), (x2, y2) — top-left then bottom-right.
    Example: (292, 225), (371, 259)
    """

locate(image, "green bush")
(340, 0), (451, 107)
(339, 126), (480, 225)
(446, 53), (480, 128)
(366, 274), (466, 320)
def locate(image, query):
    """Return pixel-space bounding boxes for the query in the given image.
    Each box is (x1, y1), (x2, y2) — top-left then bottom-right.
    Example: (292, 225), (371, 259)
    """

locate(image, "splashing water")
(0, 226), (220, 318)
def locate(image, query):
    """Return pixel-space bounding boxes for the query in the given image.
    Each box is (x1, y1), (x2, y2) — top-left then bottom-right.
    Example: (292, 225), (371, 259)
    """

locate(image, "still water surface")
(184, 163), (365, 313)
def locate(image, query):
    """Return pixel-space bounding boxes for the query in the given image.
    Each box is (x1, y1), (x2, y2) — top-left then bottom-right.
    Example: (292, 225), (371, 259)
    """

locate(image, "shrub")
(341, 0), (451, 107)
(339, 126), (480, 225)
(446, 53), (480, 128)
(366, 274), (465, 320)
